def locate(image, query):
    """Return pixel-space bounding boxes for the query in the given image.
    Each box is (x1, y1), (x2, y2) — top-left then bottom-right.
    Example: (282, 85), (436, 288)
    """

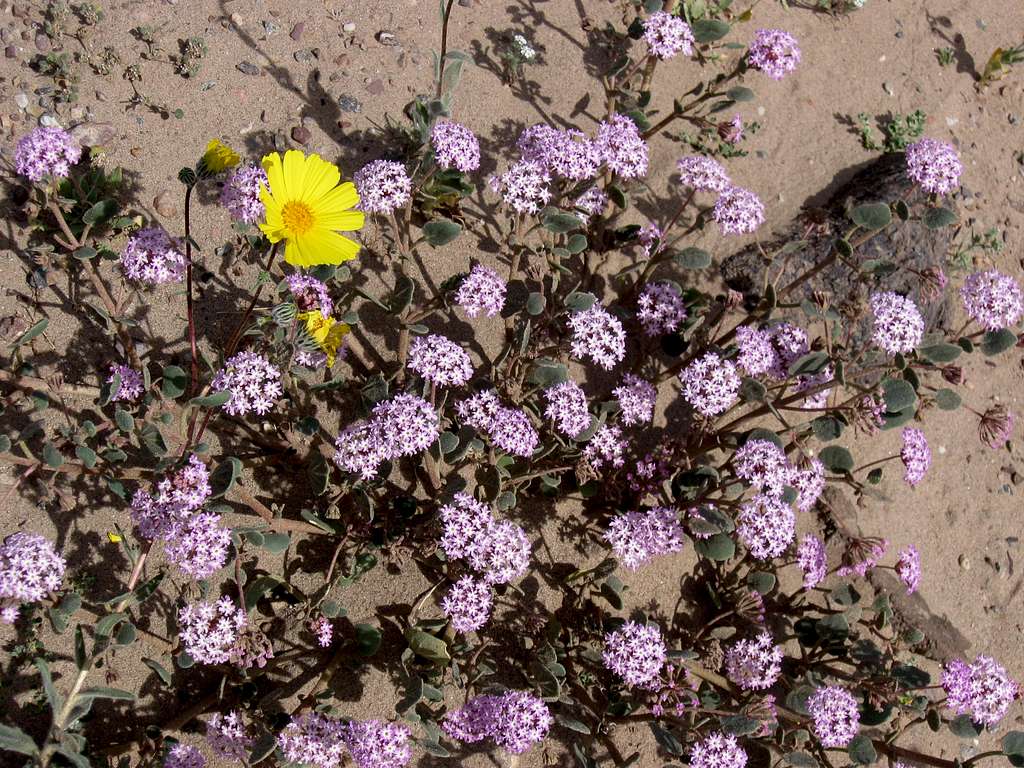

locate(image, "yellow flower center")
(282, 201), (316, 235)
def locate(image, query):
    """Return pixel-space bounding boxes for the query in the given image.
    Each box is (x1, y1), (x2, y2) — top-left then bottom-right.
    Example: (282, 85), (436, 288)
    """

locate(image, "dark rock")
(721, 152), (957, 331)
(337, 94), (362, 113)
(293, 48), (312, 62)
(375, 30), (398, 46)
(4, 45), (15, 58)
(34, 32), (50, 51)
(291, 125), (311, 145)
(236, 61), (260, 75)
(290, 22), (304, 41)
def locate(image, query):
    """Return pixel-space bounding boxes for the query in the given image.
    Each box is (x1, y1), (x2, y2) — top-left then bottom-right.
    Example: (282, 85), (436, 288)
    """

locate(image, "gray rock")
(5, 45), (15, 58)
(70, 121), (116, 147)
(293, 48), (312, 62)
(236, 61), (260, 76)
(337, 94), (362, 113)
(34, 32), (50, 52)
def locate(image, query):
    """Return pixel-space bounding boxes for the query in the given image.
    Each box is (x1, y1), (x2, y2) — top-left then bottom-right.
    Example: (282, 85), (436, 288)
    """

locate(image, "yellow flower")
(299, 310), (349, 368)
(201, 139), (240, 173)
(259, 150), (364, 267)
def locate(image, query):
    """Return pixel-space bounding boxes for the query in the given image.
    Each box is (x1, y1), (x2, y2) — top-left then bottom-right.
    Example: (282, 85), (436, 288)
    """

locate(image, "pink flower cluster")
(456, 389), (539, 457)
(807, 685), (860, 748)
(212, 351), (284, 416)
(677, 156), (731, 193)
(120, 227), (187, 285)
(177, 596), (248, 665)
(333, 393), (441, 480)
(407, 334), (474, 387)
(354, 159), (412, 214)
(604, 507), (684, 570)
(518, 124), (601, 181)
(584, 424), (627, 470)
(691, 732), (748, 768)
(14, 126), (82, 181)
(941, 655), (1019, 726)
(277, 714), (411, 768)
(603, 621), (667, 688)
(900, 427), (931, 487)
(455, 264), (507, 318)
(287, 272), (334, 316)
(595, 113), (649, 179)
(439, 492), (530, 586)
(905, 138), (963, 195)
(643, 11), (694, 60)
(725, 632), (784, 690)
(431, 119), (480, 172)
(613, 373), (657, 426)
(569, 305), (626, 369)
(108, 363), (144, 402)
(207, 710), (253, 761)
(220, 163), (267, 224)
(747, 29), (801, 80)
(679, 352), (741, 417)
(0, 532), (66, 624)
(441, 575), (493, 633)
(870, 291), (925, 355)
(499, 159), (552, 214)
(960, 270), (1024, 331)
(443, 690), (552, 754)
(637, 282), (687, 336)
(544, 379), (591, 439)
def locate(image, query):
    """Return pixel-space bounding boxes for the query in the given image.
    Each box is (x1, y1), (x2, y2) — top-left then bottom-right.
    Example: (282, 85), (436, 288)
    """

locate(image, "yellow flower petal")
(317, 182), (360, 214)
(317, 210), (365, 233)
(301, 154), (342, 202)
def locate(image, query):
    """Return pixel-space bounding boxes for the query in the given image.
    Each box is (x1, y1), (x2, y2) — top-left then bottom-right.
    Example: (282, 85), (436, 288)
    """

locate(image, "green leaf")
(848, 734), (878, 765)
(390, 276), (415, 315)
(720, 715), (761, 736)
(739, 377), (767, 402)
(542, 210), (581, 234)
(747, 571), (776, 594)
(526, 292), (547, 316)
(918, 342), (961, 363)
(566, 233), (588, 254)
(78, 686), (136, 702)
(819, 445), (854, 473)
(881, 377), (917, 412)
(35, 659), (63, 713)
(649, 723), (683, 756)
(0, 724), (39, 757)
(82, 199), (117, 224)
(48, 592), (81, 634)
(73, 246), (97, 261)
(10, 318), (49, 349)
(190, 391), (231, 408)
(142, 657), (172, 685)
(355, 623), (383, 657)
(43, 443), (64, 468)
(209, 456), (242, 498)
(811, 416), (843, 442)
(556, 715), (592, 735)
(673, 247), (712, 269)
(785, 753), (819, 768)
(836, 238), (854, 257)
(529, 358), (569, 387)
(727, 86), (755, 102)
(262, 532), (291, 554)
(564, 291), (597, 312)
(934, 388), (961, 410)
(692, 18), (730, 43)
(788, 350), (831, 376)
(1002, 732), (1024, 763)
(851, 202), (892, 230)
(75, 445), (97, 468)
(982, 328), (1018, 356)
(923, 206), (958, 229)
(405, 628), (450, 663)
(422, 219), (461, 246)
(694, 533), (735, 561)
(949, 714), (982, 739)
(114, 408), (134, 433)
(161, 365), (188, 398)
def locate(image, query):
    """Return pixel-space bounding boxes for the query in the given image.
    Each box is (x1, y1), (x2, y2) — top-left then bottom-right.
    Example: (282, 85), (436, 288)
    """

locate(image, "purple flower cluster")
(941, 655), (1019, 727)
(354, 159), (413, 215)
(569, 305), (626, 369)
(108, 363), (144, 402)
(343, 720), (412, 768)
(164, 744), (205, 768)
(838, 538), (888, 579)
(130, 454), (211, 540)
(0, 532), (66, 624)
(456, 389), (539, 457)
(614, 374), (657, 426)
(896, 544), (921, 594)
(441, 575), (493, 633)
(725, 632), (784, 690)
(737, 494), (796, 560)
(544, 380), (591, 439)
(595, 114), (649, 179)
(690, 732), (748, 768)
(312, 615), (333, 647)
(407, 334), (474, 387)
(789, 458), (826, 512)
(207, 711), (253, 761)
(747, 29), (801, 80)
(713, 186), (765, 235)
(677, 155), (731, 193)
(14, 126), (82, 181)
(574, 186), (608, 222)
(603, 621), (667, 688)
(905, 138), (963, 195)
(733, 439), (789, 496)
(960, 270), (1024, 331)
(443, 690), (552, 754)
(212, 351), (283, 416)
(287, 273), (334, 316)
(808, 686), (860, 748)
(735, 325), (776, 376)
(584, 424), (627, 470)
(870, 291), (925, 355)
(439, 492), (530, 585)
(900, 427), (930, 487)
(766, 322), (809, 379)
(163, 512), (232, 580)
(431, 119), (480, 172)
(643, 11), (694, 60)
(604, 507), (684, 570)
(277, 713), (348, 768)
(679, 352), (741, 417)
(797, 534), (827, 589)
(455, 264), (507, 318)
(177, 596), (247, 665)
(637, 282), (687, 336)
(517, 124), (601, 181)
(638, 223), (662, 257)
(220, 163), (267, 224)
(333, 393), (441, 480)
(120, 227), (187, 285)
(499, 159), (552, 215)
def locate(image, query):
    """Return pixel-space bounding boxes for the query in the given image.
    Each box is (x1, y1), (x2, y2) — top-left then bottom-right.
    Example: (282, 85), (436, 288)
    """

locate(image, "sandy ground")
(2, 0), (1024, 765)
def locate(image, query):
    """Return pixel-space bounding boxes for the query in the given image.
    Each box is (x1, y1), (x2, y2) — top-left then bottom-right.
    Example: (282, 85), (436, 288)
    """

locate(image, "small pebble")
(229, 12), (243, 26)
(337, 94), (362, 113)
(958, 553), (971, 571)
(375, 30), (398, 46)
(34, 32), (49, 52)
(4, 45), (15, 58)
(14, 92), (28, 109)
(342, 22), (356, 33)
(290, 22), (304, 41)
(236, 61), (260, 76)
(291, 125), (311, 145)
(153, 190), (179, 218)
(294, 49), (312, 62)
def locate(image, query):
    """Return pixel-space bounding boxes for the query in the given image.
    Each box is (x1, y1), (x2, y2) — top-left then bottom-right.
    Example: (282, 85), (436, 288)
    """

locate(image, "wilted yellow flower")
(201, 139), (240, 173)
(107, 531), (122, 543)
(259, 150), (364, 267)
(299, 310), (349, 368)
